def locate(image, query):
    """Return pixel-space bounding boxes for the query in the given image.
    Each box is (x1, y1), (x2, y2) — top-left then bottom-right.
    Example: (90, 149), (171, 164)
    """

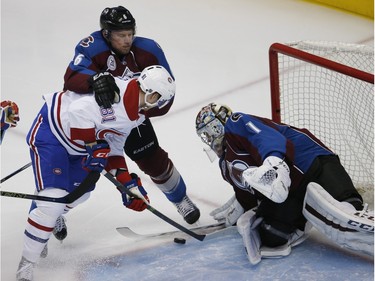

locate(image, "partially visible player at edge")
(195, 103), (373, 265)
(61, 6), (200, 231)
(0, 100), (19, 144)
(16, 65), (175, 281)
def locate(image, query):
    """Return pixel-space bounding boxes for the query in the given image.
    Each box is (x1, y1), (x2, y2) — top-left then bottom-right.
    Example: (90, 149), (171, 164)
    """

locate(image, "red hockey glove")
(117, 172), (149, 212)
(1, 100), (19, 130)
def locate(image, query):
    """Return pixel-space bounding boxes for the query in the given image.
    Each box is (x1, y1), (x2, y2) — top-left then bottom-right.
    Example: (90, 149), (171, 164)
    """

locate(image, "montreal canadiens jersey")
(44, 77), (144, 156)
(219, 112), (334, 209)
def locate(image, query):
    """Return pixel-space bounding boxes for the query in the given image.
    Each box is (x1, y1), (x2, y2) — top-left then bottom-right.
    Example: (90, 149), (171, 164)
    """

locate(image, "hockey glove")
(242, 156), (291, 203)
(89, 72), (120, 109)
(83, 141), (110, 172)
(210, 195), (244, 227)
(117, 172), (149, 212)
(1, 100), (19, 130)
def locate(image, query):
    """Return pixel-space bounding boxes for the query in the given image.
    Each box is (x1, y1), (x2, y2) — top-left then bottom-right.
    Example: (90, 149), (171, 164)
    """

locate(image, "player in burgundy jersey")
(195, 103), (373, 264)
(62, 6), (200, 230)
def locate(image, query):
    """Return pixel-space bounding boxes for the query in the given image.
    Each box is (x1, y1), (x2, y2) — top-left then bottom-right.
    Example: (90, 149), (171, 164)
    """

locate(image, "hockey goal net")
(269, 41), (374, 206)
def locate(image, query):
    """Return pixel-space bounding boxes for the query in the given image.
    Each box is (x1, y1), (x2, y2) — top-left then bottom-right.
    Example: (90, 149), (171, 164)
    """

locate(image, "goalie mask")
(195, 103), (232, 158)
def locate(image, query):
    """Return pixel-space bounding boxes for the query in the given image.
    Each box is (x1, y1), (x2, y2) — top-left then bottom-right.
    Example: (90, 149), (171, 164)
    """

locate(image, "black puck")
(174, 237), (186, 244)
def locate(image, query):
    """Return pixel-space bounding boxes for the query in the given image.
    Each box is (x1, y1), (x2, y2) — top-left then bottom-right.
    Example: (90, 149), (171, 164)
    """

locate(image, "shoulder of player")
(75, 30), (110, 55)
(116, 79), (139, 121)
(132, 36), (162, 52)
(67, 93), (95, 112)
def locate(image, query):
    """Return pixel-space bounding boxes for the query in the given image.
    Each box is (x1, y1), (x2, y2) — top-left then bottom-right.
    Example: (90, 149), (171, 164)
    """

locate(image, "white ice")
(1, 0), (373, 280)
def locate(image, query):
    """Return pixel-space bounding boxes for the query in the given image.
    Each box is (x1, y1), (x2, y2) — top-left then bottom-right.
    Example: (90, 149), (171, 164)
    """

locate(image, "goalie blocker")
(303, 182), (374, 256)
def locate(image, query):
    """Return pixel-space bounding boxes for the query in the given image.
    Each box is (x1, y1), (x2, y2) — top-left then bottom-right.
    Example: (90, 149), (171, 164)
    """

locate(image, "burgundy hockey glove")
(89, 72), (120, 109)
(83, 141), (110, 172)
(117, 172), (149, 212)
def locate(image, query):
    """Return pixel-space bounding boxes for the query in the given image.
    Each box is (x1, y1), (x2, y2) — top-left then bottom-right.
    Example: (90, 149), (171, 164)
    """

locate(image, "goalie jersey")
(219, 112), (334, 209)
(43, 77), (145, 156)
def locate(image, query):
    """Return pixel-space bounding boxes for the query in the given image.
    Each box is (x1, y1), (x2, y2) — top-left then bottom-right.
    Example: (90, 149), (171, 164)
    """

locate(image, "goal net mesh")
(269, 41), (374, 206)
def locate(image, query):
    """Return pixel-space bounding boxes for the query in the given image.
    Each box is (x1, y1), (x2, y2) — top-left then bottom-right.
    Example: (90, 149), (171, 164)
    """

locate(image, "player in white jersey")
(16, 65), (175, 281)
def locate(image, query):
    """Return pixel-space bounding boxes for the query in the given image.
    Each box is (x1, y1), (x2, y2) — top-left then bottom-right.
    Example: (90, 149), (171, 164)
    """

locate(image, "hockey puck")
(174, 237), (186, 244)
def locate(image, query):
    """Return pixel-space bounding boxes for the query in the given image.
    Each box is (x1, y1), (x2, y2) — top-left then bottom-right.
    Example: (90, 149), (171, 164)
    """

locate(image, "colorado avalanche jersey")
(44, 77), (144, 156)
(63, 31), (174, 117)
(220, 112), (334, 209)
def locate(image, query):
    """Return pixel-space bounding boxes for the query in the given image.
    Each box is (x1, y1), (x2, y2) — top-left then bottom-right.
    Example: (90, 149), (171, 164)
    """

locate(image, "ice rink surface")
(1, 0), (373, 280)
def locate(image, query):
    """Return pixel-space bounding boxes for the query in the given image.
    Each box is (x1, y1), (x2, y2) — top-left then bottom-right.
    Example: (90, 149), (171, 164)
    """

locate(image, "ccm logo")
(96, 152), (109, 158)
(348, 220), (374, 232)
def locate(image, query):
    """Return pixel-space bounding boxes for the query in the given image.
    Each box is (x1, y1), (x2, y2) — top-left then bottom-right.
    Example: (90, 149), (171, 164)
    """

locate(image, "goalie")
(195, 103), (373, 265)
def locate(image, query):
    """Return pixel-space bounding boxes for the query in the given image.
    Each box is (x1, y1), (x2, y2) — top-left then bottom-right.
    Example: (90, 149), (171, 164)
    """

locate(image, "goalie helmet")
(100, 6), (136, 31)
(137, 65), (176, 109)
(195, 103), (232, 156)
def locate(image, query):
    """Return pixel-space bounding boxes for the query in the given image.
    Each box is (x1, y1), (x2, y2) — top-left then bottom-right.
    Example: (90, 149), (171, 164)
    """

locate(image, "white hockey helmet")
(137, 65), (176, 109)
(195, 103), (232, 157)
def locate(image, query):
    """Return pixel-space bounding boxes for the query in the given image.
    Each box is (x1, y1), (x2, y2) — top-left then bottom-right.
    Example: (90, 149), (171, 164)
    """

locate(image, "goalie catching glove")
(116, 172), (149, 212)
(242, 156), (291, 203)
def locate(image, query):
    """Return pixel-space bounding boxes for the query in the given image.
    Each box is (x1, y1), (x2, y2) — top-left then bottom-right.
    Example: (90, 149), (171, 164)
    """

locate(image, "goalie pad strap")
(261, 222), (291, 240)
(304, 204), (357, 233)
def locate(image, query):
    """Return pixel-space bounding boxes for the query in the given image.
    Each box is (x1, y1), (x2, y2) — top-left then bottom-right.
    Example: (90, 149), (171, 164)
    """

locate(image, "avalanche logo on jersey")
(226, 159), (254, 194)
(107, 55), (116, 71)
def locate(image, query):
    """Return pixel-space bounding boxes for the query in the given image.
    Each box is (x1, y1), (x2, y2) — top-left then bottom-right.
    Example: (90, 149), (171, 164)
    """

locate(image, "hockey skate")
(16, 256), (35, 281)
(40, 244), (48, 258)
(53, 215), (67, 241)
(174, 195), (200, 224)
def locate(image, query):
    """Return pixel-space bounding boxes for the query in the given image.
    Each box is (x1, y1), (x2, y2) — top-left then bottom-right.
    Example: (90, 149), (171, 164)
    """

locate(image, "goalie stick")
(1, 171), (100, 203)
(117, 222), (226, 239)
(117, 223), (238, 241)
(102, 171), (206, 242)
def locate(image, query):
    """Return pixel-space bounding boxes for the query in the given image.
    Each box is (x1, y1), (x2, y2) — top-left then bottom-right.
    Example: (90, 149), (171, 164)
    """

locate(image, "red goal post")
(269, 41), (374, 204)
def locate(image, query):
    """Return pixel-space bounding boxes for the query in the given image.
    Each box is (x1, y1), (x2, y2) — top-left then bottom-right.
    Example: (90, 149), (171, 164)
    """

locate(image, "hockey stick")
(102, 171), (206, 242)
(1, 162), (32, 184)
(1, 171), (100, 203)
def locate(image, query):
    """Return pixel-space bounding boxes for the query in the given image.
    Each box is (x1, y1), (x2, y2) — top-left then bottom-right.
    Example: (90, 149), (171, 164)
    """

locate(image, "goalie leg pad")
(260, 222), (311, 258)
(303, 182), (374, 256)
(237, 209), (263, 265)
